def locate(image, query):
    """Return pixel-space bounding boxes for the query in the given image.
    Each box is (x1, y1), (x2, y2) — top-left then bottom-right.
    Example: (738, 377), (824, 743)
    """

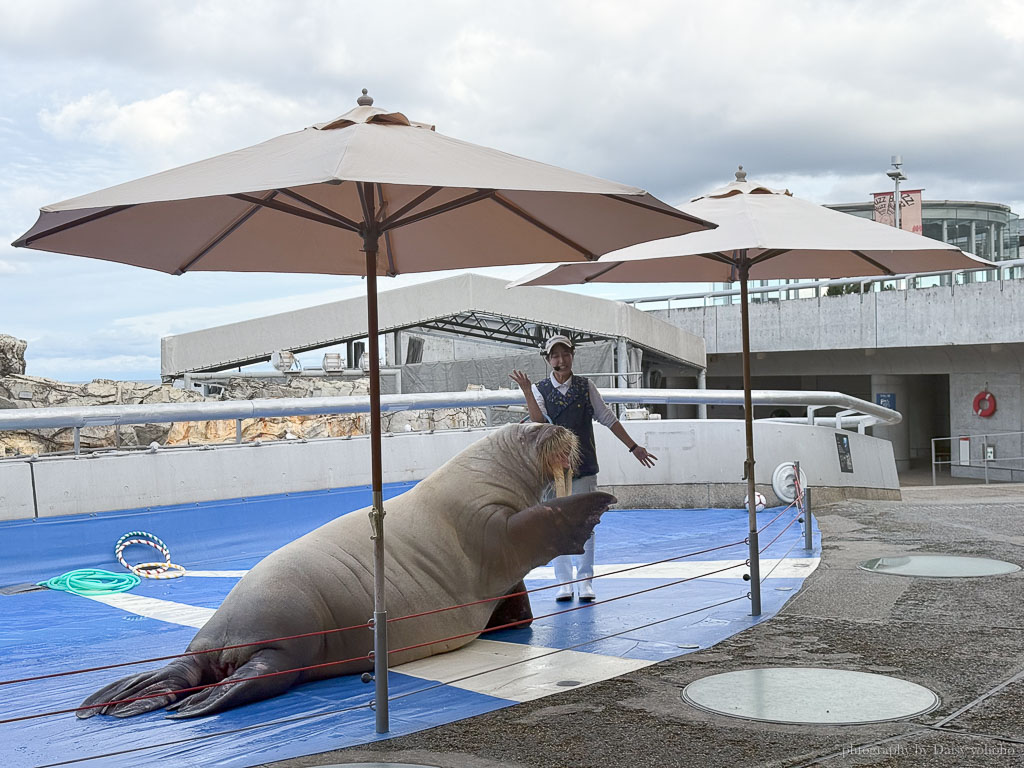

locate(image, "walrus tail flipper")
(76, 657), (202, 719)
(486, 579), (533, 629)
(165, 647), (302, 719)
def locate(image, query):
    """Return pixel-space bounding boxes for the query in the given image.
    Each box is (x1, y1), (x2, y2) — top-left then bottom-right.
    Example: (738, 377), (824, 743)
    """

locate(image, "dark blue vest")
(537, 376), (599, 478)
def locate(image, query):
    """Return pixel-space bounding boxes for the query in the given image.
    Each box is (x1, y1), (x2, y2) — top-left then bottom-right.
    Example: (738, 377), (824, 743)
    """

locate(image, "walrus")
(78, 422), (615, 719)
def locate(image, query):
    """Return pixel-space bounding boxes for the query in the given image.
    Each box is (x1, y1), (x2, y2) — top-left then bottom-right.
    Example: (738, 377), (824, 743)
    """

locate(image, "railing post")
(236, 419), (243, 443)
(984, 440), (989, 484)
(931, 438), (937, 486)
(73, 426), (81, 456)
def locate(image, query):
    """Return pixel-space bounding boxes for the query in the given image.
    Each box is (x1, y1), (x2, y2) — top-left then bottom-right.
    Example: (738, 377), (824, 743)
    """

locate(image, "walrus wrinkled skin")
(78, 423), (615, 719)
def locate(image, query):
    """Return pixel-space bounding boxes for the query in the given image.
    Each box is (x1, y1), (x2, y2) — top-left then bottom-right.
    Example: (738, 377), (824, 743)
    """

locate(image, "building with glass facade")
(828, 199), (1019, 262)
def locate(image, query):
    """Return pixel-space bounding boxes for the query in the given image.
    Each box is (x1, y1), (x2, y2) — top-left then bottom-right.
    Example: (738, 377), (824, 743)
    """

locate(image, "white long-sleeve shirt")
(530, 373), (618, 429)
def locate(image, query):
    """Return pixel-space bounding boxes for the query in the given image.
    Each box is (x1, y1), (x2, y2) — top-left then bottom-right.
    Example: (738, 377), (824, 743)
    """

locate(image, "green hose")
(38, 569), (141, 596)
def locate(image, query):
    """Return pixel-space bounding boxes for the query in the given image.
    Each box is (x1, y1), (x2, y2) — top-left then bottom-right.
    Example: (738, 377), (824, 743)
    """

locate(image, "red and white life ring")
(973, 390), (997, 418)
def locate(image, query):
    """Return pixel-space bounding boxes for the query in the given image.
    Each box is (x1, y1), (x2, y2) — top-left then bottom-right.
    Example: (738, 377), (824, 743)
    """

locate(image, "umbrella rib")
(230, 193), (361, 234)
(604, 194), (715, 228)
(701, 251), (740, 266)
(380, 186), (444, 229)
(852, 250), (896, 276)
(492, 193), (596, 259)
(15, 205), (133, 247)
(581, 262), (623, 282)
(176, 191), (279, 274)
(278, 189), (363, 232)
(381, 189), (496, 232)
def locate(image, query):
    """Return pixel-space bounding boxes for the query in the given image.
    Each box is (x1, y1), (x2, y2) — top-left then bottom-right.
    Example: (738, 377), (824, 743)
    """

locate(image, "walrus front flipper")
(165, 647), (301, 719)
(509, 491), (617, 563)
(486, 579), (533, 629)
(77, 657), (201, 718)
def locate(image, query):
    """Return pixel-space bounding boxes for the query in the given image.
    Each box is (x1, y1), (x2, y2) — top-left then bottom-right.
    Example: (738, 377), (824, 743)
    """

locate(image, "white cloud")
(1, 0), (1022, 382)
(37, 84), (315, 171)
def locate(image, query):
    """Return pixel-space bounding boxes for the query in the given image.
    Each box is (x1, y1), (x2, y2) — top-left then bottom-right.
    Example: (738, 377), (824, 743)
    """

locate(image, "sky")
(2, 0), (1023, 382)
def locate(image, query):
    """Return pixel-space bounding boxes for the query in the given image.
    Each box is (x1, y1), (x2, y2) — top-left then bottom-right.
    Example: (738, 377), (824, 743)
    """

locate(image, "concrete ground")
(261, 483), (1024, 768)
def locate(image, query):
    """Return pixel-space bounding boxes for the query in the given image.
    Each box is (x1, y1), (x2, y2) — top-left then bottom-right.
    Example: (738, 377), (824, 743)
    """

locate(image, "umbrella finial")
(735, 165), (747, 182)
(357, 89), (374, 106)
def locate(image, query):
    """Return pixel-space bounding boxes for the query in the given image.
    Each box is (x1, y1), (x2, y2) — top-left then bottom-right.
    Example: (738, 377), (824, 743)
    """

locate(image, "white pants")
(545, 474), (598, 585)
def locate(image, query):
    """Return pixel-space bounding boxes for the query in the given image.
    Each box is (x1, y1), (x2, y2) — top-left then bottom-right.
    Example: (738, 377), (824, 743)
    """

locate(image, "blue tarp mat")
(0, 485), (819, 768)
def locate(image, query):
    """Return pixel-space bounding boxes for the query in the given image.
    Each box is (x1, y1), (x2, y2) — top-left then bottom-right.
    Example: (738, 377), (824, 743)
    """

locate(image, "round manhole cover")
(858, 555), (1020, 578)
(682, 668), (938, 725)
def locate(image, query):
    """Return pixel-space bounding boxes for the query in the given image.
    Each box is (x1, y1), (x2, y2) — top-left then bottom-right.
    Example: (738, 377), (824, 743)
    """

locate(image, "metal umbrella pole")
(738, 250), (762, 616)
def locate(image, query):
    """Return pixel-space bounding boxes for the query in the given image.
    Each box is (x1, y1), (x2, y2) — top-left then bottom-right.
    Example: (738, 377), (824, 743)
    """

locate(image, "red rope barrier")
(1, 558), (747, 725)
(391, 560), (747, 658)
(35, 592), (752, 768)
(392, 534), (748, 624)
(756, 497), (798, 534)
(0, 620), (373, 687)
(0, 651), (372, 726)
(759, 509), (804, 554)
(0, 535), (748, 688)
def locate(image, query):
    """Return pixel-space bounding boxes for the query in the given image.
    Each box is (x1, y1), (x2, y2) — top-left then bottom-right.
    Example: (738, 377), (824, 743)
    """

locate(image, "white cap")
(542, 335), (574, 356)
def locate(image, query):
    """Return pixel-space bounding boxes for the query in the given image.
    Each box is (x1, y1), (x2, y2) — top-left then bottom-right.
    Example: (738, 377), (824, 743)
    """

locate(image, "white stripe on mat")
(527, 557), (820, 580)
(396, 639), (654, 702)
(84, 593), (215, 628)
(182, 557), (819, 581)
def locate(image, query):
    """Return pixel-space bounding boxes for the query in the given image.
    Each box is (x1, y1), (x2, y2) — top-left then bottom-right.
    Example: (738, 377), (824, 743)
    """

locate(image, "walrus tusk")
(553, 466), (571, 498)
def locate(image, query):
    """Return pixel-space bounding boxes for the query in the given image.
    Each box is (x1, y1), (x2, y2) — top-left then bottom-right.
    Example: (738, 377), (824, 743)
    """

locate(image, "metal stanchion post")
(804, 486), (813, 551)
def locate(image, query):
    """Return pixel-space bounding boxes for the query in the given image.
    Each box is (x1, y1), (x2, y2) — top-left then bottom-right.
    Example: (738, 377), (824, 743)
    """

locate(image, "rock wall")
(0, 335), (27, 376)
(0, 374), (486, 457)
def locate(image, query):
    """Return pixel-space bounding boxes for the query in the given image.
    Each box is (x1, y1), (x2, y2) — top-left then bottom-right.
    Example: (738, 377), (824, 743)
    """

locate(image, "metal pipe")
(0, 389), (903, 433)
(182, 369), (380, 380)
(620, 258), (1024, 306)
(697, 370), (708, 420)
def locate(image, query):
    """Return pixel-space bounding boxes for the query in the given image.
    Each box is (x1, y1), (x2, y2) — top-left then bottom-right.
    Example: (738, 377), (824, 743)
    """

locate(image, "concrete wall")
(0, 461), (35, 521)
(654, 278), (1024, 475)
(949, 371), (1024, 481)
(2, 420), (898, 520)
(659, 279), (1024, 355)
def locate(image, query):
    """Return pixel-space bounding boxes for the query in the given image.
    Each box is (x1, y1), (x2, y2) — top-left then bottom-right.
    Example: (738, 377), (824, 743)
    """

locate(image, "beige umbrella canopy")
(13, 90), (714, 731)
(513, 166), (993, 615)
(15, 93), (708, 276)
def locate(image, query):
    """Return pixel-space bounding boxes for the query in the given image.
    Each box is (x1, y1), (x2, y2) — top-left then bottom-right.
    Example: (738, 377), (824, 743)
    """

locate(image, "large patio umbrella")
(512, 166), (992, 615)
(12, 91), (713, 731)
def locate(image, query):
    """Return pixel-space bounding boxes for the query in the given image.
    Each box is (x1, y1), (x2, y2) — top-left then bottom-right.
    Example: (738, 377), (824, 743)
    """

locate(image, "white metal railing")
(931, 430), (1024, 485)
(623, 258), (1024, 309)
(0, 388), (900, 458)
